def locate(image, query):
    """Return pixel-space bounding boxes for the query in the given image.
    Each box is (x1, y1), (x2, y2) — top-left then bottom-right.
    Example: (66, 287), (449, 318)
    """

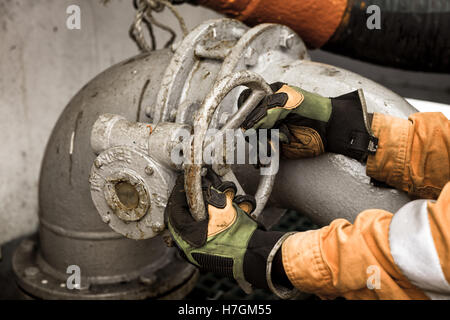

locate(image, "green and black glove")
(166, 169), (299, 298)
(238, 82), (378, 161)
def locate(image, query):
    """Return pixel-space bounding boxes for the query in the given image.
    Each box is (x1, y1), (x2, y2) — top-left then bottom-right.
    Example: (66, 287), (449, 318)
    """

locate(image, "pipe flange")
(148, 18), (248, 123)
(90, 146), (175, 239)
(218, 23), (309, 80)
(208, 24), (309, 130)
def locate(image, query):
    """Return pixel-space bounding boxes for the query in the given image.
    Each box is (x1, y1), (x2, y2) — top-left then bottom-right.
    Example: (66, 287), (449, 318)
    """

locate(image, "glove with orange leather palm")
(238, 82), (378, 162)
(165, 168), (299, 298)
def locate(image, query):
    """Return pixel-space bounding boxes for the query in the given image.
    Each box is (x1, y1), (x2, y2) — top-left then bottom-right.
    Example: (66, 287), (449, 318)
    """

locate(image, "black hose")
(323, 0), (450, 73)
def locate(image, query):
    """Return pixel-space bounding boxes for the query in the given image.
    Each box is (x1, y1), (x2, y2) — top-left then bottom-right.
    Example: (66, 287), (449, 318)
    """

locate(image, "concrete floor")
(0, 0), (449, 248)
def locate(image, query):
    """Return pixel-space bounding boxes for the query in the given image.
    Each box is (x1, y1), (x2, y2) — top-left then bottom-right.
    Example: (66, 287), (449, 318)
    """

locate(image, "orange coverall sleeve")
(282, 112), (450, 299)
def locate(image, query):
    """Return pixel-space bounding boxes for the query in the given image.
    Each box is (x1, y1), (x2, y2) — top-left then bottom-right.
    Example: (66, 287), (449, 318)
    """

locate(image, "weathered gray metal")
(90, 115), (191, 239)
(149, 19), (248, 123)
(148, 20), (307, 129)
(14, 18), (417, 299)
(88, 70), (277, 234)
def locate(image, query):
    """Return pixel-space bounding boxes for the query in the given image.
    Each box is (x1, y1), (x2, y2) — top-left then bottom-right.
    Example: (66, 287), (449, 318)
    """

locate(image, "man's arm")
(282, 112), (450, 299)
(282, 183), (450, 299)
(367, 112), (449, 199)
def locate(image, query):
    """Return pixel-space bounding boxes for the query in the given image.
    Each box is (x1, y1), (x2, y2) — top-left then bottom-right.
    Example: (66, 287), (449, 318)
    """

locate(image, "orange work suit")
(282, 112), (450, 299)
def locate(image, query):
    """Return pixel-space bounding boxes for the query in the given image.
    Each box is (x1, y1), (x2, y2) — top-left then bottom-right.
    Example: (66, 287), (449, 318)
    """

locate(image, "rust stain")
(185, 165), (202, 218)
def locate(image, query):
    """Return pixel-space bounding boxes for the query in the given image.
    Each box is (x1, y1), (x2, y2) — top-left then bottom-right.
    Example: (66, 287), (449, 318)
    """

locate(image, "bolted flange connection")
(90, 145), (176, 240)
(89, 115), (190, 239)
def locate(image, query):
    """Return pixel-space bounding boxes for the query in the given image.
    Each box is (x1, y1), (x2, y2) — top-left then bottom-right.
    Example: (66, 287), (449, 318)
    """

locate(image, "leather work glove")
(238, 82), (378, 162)
(165, 168), (299, 299)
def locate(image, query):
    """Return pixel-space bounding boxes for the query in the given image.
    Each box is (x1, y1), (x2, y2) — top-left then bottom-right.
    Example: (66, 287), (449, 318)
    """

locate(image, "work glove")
(166, 168), (299, 299)
(238, 83), (378, 162)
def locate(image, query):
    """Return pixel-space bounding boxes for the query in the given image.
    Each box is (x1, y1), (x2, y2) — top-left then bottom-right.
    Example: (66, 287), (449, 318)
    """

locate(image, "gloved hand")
(238, 83), (378, 161)
(165, 168), (298, 298)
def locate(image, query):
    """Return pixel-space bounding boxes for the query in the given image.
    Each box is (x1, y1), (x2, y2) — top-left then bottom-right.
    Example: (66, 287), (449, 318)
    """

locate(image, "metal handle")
(184, 70), (275, 221)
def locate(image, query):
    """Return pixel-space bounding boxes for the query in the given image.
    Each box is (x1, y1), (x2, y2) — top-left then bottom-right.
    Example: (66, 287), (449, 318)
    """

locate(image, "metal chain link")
(130, 0), (189, 52)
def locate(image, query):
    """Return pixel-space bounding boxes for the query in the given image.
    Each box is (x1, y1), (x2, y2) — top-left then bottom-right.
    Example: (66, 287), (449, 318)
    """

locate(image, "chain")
(129, 0), (189, 52)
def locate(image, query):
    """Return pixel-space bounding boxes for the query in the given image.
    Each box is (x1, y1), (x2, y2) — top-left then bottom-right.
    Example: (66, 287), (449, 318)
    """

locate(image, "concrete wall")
(1, 0), (449, 246)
